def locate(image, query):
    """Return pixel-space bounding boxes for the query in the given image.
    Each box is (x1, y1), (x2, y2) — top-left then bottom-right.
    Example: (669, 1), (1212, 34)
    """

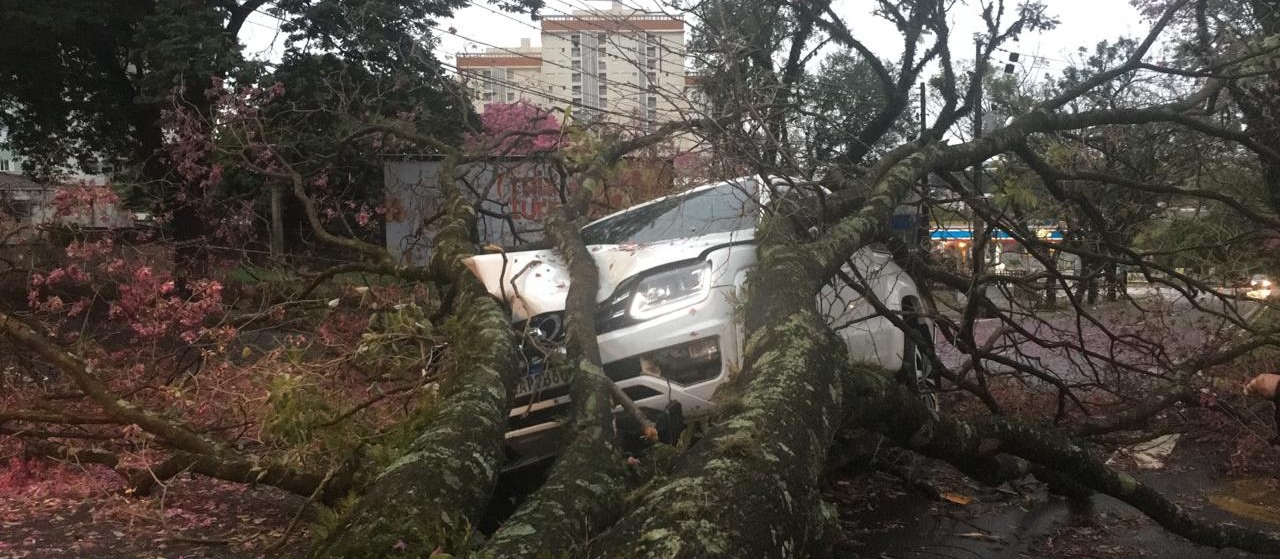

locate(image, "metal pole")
(972, 39), (985, 274)
(918, 82), (928, 249)
(919, 82), (927, 140)
(971, 39), (990, 312)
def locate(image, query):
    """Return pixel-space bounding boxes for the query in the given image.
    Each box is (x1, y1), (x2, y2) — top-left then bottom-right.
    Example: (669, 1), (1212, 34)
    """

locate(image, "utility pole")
(970, 38), (992, 317)
(918, 82), (928, 250)
(919, 82), (927, 140)
(971, 38), (986, 276)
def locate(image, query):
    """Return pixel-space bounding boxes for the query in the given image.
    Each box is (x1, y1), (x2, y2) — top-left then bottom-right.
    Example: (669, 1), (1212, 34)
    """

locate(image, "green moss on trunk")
(477, 362), (626, 558)
(313, 191), (519, 558)
(476, 212), (627, 557)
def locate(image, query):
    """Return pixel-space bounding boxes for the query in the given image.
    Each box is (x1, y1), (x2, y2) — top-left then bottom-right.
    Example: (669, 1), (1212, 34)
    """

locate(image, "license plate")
(515, 362), (569, 396)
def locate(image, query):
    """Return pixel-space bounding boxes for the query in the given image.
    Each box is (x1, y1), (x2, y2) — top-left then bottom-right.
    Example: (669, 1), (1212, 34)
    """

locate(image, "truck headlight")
(628, 262), (712, 320)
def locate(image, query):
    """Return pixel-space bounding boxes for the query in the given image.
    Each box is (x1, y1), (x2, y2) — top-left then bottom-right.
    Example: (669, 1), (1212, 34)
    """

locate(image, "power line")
(460, 0), (692, 82)
(436, 24), (686, 99)
(542, 0), (691, 64)
(993, 46), (1070, 70)
(249, 1), (695, 122)
(466, 1), (544, 34)
(438, 59), (678, 124)
(456, 6), (691, 82)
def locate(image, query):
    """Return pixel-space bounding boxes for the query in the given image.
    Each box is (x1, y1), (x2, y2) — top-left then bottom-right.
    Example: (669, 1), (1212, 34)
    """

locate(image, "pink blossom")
(465, 101), (563, 155)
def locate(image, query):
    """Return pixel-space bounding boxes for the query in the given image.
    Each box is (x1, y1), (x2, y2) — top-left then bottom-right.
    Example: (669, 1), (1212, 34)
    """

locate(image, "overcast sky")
(241, 0), (1151, 77)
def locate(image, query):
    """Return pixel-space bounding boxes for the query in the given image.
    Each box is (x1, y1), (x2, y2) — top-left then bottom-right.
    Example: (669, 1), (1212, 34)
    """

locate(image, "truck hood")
(463, 230), (749, 321)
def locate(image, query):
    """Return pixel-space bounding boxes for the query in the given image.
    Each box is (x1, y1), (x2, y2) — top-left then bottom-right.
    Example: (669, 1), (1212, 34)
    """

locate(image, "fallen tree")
(6, 0), (1280, 557)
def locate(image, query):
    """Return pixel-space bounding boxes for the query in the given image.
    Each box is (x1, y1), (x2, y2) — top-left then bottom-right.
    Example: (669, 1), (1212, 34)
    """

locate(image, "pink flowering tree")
(464, 101), (564, 155)
(0, 78), (458, 505)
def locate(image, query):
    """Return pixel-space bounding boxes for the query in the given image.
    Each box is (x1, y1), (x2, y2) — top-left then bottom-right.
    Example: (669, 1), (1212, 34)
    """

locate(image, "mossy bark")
(577, 150), (936, 558)
(583, 304), (847, 558)
(582, 181), (877, 558)
(476, 211), (627, 558)
(313, 192), (519, 558)
(477, 360), (626, 558)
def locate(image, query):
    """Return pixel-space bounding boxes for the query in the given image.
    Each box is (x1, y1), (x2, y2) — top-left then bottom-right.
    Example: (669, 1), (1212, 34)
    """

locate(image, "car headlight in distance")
(629, 261), (713, 320)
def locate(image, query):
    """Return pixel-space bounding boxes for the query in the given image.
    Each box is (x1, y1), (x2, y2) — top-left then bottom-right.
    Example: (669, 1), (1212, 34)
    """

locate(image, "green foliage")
(362, 388), (443, 473)
(263, 373), (340, 446)
(988, 159), (1045, 215)
(355, 298), (443, 381)
(0, 0), (522, 218)
(0, 0), (155, 179)
(802, 51), (915, 165)
(310, 492), (363, 545)
(1230, 33), (1280, 73)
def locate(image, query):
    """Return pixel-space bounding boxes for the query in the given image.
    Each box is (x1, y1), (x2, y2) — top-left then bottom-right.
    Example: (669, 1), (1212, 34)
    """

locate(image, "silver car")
(465, 176), (934, 466)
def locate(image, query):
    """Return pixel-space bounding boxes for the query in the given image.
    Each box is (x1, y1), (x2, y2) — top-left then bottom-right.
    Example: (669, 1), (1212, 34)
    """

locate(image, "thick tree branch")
(313, 173), (520, 558)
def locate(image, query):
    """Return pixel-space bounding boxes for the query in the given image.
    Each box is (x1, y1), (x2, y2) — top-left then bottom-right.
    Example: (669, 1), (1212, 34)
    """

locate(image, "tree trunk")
(584, 148), (933, 558)
(270, 182), (285, 257)
(312, 194), (519, 558)
(584, 287), (848, 558)
(474, 209), (627, 557)
(843, 367), (1280, 554)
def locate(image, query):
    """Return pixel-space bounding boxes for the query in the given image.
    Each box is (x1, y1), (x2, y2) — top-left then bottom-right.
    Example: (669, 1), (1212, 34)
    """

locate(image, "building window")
(598, 72), (607, 81)
(0, 160), (9, 172)
(483, 91), (495, 101)
(599, 60), (607, 71)
(599, 84), (607, 96)
(572, 85), (582, 96)
(646, 58), (657, 70)
(571, 60), (581, 71)
(506, 92), (516, 102)
(647, 45), (657, 57)
(571, 34), (580, 46)
(572, 96), (582, 106)
(572, 72), (581, 83)
(648, 96), (657, 108)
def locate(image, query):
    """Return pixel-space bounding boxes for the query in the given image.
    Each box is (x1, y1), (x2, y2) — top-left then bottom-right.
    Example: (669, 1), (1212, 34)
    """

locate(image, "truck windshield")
(580, 181), (760, 245)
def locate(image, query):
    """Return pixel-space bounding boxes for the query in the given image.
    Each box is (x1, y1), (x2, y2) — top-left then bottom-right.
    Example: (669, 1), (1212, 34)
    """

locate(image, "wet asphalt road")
(834, 435), (1278, 559)
(844, 287), (1278, 558)
(933, 286), (1270, 383)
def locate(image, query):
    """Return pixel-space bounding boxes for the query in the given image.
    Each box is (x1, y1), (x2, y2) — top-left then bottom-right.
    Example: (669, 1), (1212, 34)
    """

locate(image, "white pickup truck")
(465, 176), (935, 467)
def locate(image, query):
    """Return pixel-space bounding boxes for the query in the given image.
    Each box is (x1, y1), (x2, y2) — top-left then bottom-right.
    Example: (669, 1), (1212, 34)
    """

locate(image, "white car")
(464, 176), (935, 466)
(1248, 274), (1273, 300)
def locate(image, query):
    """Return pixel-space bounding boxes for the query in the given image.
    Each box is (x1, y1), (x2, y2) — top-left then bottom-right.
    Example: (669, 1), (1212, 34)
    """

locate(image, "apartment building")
(456, 3), (693, 134)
